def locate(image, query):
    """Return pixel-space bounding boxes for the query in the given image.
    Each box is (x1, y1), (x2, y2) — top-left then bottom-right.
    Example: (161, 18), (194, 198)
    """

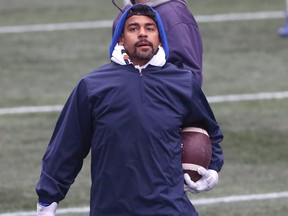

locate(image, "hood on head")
(109, 3), (169, 59)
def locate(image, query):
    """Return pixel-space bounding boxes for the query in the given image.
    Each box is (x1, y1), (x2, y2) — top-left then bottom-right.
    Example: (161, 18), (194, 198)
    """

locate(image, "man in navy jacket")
(36, 4), (223, 216)
(114, 0), (203, 87)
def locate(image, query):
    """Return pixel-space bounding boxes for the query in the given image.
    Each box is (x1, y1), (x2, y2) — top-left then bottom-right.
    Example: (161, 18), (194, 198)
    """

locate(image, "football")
(181, 127), (212, 182)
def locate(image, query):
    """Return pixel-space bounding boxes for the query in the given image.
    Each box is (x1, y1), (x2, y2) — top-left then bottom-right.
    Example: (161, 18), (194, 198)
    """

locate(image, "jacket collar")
(111, 43), (166, 68)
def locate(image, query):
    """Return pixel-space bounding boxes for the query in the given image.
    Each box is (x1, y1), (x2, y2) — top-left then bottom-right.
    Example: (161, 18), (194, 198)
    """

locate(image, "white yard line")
(0, 11), (285, 34)
(0, 105), (63, 115)
(0, 20), (113, 34)
(207, 91), (288, 103)
(191, 191), (288, 205)
(1, 91), (288, 116)
(1, 191), (288, 216)
(195, 11), (284, 22)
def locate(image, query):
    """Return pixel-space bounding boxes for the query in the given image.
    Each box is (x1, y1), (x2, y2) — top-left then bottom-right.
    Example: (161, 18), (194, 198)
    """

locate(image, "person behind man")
(36, 4), (224, 216)
(113, 0), (204, 87)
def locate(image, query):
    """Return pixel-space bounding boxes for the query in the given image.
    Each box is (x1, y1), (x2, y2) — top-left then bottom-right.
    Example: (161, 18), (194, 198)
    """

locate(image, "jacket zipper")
(136, 67), (144, 102)
(138, 67), (143, 77)
(134, 65), (143, 77)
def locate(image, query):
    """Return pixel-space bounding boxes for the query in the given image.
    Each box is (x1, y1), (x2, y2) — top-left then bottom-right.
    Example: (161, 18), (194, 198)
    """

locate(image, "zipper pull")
(135, 65), (143, 77)
(139, 68), (143, 77)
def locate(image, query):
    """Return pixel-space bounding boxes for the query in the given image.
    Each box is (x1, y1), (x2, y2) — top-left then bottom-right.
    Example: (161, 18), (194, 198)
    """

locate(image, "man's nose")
(138, 28), (147, 37)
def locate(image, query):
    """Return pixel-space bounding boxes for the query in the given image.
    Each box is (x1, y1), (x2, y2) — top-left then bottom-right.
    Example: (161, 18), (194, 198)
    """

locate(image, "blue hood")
(109, 3), (169, 60)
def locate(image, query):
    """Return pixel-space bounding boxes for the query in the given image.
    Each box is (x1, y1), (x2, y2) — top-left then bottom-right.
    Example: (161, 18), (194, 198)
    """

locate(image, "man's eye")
(129, 28), (137, 32)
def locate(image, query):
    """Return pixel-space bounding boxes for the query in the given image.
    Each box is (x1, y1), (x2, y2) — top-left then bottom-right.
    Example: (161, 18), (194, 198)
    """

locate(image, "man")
(114, 0), (204, 87)
(36, 4), (223, 216)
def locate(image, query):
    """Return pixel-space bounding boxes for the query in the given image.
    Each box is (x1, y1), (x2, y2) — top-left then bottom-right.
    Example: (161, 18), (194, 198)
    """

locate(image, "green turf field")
(0, 0), (288, 215)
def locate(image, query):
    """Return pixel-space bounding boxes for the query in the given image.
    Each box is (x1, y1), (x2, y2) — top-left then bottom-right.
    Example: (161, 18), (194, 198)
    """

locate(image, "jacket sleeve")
(183, 80), (224, 172)
(35, 79), (92, 204)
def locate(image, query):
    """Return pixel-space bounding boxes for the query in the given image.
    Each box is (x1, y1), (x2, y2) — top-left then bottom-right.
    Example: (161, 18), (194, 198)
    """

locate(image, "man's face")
(119, 15), (161, 66)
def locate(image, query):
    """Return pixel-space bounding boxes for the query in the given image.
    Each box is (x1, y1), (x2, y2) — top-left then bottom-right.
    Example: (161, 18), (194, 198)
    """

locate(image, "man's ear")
(118, 34), (124, 45)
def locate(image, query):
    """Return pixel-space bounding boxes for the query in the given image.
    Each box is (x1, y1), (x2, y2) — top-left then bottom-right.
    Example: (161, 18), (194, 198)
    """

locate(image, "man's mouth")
(138, 43), (150, 47)
(136, 40), (152, 48)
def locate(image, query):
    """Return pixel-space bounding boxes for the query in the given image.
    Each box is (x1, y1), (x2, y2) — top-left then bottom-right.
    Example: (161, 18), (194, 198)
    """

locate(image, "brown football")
(181, 127), (212, 182)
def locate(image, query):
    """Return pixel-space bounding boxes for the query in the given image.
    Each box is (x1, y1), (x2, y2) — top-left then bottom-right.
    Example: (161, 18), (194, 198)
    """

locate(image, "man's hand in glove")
(184, 167), (219, 194)
(37, 202), (58, 216)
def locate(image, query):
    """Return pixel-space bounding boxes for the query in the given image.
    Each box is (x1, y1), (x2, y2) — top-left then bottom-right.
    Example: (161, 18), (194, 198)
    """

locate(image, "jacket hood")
(130, 0), (188, 7)
(109, 3), (169, 60)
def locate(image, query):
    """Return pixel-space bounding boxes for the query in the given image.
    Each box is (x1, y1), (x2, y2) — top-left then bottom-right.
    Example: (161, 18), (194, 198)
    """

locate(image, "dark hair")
(131, 0), (136, 4)
(126, 4), (156, 22)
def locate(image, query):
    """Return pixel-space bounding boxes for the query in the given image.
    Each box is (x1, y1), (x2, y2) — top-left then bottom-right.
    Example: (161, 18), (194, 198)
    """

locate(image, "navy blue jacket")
(36, 62), (223, 215)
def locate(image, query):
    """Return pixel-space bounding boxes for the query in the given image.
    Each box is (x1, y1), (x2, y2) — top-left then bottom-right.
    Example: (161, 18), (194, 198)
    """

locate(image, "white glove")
(184, 167), (219, 194)
(37, 202), (58, 216)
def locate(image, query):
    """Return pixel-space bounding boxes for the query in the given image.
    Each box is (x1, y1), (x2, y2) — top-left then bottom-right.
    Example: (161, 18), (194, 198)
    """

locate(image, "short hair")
(126, 4), (156, 23)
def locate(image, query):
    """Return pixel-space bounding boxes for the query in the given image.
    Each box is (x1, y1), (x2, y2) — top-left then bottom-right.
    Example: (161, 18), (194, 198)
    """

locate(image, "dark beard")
(130, 40), (156, 62)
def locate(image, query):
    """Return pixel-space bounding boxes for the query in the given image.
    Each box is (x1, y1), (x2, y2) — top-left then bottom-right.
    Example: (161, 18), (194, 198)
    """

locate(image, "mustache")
(135, 39), (153, 47)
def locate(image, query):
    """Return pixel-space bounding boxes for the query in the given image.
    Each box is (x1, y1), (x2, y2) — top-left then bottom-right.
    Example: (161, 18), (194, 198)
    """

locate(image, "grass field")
(0, 0), (288, 215)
